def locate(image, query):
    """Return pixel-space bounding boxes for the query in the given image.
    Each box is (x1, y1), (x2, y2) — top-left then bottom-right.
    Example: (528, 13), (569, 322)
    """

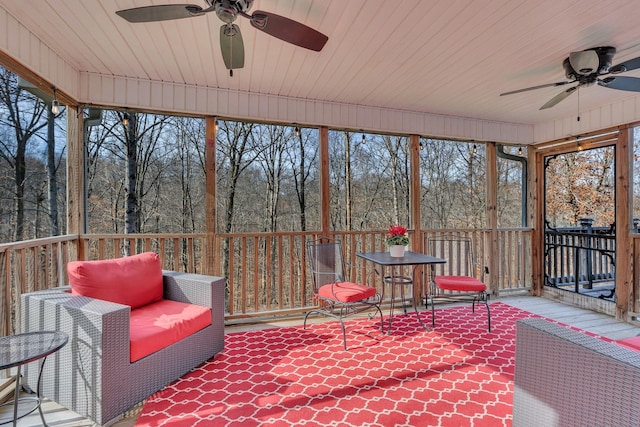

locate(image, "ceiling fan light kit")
(568, 50), (599, 75)
(116, 0), (328, 76)
(501, 46), (640, 110)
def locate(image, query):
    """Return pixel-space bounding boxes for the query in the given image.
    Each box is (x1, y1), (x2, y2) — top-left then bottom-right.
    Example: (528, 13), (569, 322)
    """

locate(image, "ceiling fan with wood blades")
(116, 0), (328, 76)
(500, 46), (640, 110)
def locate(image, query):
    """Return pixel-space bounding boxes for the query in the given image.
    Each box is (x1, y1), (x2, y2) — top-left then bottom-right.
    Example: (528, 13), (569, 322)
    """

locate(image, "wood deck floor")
(3, 295), (640, 426)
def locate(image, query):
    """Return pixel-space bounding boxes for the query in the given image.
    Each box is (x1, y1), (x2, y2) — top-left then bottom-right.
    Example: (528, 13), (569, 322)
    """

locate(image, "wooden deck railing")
(1, 228), (532, 336)
(422, 228), (532, 291)
(1, 234), (79, 336)
(77, 233), (207, 273)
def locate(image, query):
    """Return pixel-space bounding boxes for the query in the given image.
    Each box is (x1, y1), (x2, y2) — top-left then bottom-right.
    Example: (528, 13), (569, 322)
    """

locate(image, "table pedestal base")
(384, 275), (427, 334)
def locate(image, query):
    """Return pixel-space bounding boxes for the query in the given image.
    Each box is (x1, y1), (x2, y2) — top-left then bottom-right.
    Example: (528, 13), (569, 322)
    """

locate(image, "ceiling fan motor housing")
(210, 0), (254, 23)
(594, 46), (617, 74)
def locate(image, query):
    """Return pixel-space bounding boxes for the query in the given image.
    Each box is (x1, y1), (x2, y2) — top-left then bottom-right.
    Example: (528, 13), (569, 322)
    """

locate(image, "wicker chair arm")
(162, 271), (223, 308)
(21, 286), (131, 347)
(22, 287), (130, 322)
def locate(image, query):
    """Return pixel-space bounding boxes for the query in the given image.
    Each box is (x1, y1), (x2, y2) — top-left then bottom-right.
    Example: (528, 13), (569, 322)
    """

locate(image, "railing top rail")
(79, 233), (207, 239)
(545, 230), (615, 238)
(0, 234), (79, 252)
(1, 229), (533, 249)
(212, 228), (531, 238)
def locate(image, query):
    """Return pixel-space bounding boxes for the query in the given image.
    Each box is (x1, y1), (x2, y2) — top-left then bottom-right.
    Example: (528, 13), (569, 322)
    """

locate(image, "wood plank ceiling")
(2, 0), (640, 128)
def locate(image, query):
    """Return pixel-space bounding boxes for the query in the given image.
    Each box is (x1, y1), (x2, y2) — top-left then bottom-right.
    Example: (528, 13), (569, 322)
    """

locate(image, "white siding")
(534, 95), (640, 142)
(77, 72), (535, 144)
(0, 7), (78, 99)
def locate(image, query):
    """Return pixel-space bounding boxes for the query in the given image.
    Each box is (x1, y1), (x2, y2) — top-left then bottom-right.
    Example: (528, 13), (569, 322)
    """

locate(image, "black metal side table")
(0, 331), (68, 426)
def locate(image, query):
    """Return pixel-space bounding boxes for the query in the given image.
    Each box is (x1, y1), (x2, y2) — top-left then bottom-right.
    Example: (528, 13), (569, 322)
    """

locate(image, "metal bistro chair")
(305, 237), (384, 350)
(426, 233), (491, 331)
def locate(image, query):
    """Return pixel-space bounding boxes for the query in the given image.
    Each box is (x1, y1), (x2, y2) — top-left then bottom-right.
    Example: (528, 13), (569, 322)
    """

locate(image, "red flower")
(388, 225), (407, 237)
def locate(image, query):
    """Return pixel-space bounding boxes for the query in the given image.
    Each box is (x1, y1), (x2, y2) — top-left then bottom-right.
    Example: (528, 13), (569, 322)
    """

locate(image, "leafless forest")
(2, 66), (639, 244)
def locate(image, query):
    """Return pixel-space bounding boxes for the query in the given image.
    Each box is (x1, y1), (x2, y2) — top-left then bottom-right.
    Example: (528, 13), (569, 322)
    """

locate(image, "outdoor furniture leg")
(384, 272), (426, 334)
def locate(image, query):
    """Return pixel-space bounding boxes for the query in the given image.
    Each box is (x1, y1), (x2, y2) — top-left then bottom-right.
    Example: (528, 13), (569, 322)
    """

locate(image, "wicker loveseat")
(21, 253), (225, 426)
(513, 318), (640, 427)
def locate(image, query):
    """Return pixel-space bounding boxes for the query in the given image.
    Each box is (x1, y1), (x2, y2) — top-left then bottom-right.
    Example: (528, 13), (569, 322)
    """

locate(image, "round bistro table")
(0, 331), (68, 426)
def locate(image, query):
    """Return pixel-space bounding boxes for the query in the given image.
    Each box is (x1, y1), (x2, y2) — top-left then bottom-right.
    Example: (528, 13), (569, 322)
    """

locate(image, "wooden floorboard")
(3, 295), (639, 426)
(499, 295), (640, 340)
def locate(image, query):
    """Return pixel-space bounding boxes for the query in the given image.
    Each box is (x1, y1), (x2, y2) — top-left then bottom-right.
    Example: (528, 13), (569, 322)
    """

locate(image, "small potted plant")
(386, 225), (409, 257)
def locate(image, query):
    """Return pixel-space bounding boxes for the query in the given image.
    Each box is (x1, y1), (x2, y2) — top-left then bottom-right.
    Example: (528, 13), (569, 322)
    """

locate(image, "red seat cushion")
(616, 336), (640, 352)
(434, 275), (487, 292)
(129, 299), (212, 362)
(318, 282), (377, 303)
(68, 252), (163, 309)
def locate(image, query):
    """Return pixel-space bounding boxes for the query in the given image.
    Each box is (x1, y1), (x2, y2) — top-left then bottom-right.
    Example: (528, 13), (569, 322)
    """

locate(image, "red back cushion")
(68, 252), (163, 309)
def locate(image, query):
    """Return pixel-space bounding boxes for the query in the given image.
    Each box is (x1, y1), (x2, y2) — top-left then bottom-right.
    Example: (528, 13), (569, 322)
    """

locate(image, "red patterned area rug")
(136, 302), (538, 427)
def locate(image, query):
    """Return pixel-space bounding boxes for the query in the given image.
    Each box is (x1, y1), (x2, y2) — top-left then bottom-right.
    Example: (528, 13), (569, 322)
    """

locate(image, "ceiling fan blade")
(609, 56), (640, 74)
(540, 86), (578, 110)
(116, 5), (205, 23)
(500, 81), (572, 96)
(246, 10), (328, 51)
(599, 76), (640, 92)
(220, 24), (245, 71)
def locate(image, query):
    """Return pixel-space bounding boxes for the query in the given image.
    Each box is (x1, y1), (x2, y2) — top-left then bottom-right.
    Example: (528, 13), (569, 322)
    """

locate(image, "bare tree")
(256, 125), (292, 233)
(173, 117), (206, 233)
(0, 69), (47, 241)
(381, 135), (410, 225)
(289, 127), (318, 231)
(420, 139), (487, 229)
(124, 113), (138, 238)
(85, 111), (172, 240)
(216, 121), (262, 305)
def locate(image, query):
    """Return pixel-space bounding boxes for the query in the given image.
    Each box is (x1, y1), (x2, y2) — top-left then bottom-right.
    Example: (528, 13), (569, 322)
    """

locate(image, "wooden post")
(530, 148), (545, 296)
(409, 135), (422, 251)
(66, 105), (85, 260)
(615, 126), (632, 321)
(205, 117), (217, 275)
(409, 135), (423, 302)
(485, 142), (499, 295)
(319, 126), (330, 237)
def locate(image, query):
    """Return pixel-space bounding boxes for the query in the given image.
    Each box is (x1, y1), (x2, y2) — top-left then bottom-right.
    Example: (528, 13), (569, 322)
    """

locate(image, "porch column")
(615, 125), (633, 320)
(530, 148), (545, 296)
(409, 134), (423, 303)
(409, 135), (422, 251)
(485, 142), (498, 295)
(66, 105), (85, 260)
(205, 116), (217, 276)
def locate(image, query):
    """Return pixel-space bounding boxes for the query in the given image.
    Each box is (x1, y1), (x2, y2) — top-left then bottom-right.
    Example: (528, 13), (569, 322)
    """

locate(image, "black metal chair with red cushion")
(305, 237), (383, 350)
(426, 233), (491, 331)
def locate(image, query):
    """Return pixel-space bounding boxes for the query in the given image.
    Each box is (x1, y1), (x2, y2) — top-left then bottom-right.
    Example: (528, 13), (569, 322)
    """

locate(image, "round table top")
(0, 331), (68, 370)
